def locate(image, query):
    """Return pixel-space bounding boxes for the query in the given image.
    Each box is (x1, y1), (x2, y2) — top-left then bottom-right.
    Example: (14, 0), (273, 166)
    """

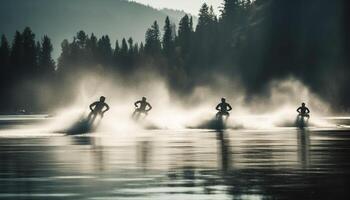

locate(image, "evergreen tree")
(196, 3), (211, 32)
(0, 34), (11, 111)
(121, 38), (128, 55)
(86, 33), (98, 62)
(97, 35), (113, 65)
(0, 35), (10, 69)
(139, 42), (145, 55)
(133, 43), (139, 56)
(145, 21), (161, 56)
(127, 37), (135, 66)
(76, 30), (88, 49)
(177, 15), (192, 58)
(114, 40), (120, 65)
(35, 41), (41, 66)
(128, 37), (134, 55)
(221, 0), (241, 23)
(119, 38), (129, 69)
(219, 0), (243, 42)
(57, 39), (70, 72)
(22, 27), (37, 75)
(114, 40), (120, 56)
(10, 31), (24, 76)
(194, 4), (219, 69)
(38, 36), (55, 76)
(162, 16), (175, 57)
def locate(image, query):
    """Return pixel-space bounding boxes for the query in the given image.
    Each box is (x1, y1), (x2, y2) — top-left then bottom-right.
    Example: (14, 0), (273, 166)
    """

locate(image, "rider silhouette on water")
(87, 96), (110, 123)
(297, 103), (310, 118)
(216, 98), (232, 118)
(132, 97), (152, 118)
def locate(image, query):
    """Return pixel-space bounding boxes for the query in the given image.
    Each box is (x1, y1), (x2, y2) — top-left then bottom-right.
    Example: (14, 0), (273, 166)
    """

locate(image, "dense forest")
(0, 0), (349, 113)
(0, 0), (192, 59)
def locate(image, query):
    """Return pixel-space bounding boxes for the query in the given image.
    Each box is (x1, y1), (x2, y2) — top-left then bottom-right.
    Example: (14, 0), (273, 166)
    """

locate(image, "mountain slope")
(0, 0), (190, 58)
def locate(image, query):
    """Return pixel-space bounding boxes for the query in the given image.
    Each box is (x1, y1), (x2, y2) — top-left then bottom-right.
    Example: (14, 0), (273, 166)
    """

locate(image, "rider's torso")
(139, 102), (147, 111)
(218, 103), (228, 112)
(299, 107), (308, 114)
(93, 102), (105, 113)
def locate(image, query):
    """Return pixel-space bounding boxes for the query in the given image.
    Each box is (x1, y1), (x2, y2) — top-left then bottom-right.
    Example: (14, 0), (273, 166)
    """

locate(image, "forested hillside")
(0, 0), (191, 58)
(0, 0), (350, 113)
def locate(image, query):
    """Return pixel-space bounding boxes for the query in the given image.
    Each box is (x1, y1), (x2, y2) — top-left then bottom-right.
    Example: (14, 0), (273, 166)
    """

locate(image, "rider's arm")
(146, 103), (152, 111)
(306, 107), (310, 113)
(216, 104), (221, 111)
(297, 107), (301, 113)
(134, 101), (140, 107)
(89, 102), (97, 111)
(227, 104), (232, 111)
(103, 103), (110, 113)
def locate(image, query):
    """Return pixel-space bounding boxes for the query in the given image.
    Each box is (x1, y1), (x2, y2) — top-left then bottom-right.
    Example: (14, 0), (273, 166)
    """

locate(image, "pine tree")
(127, 37), (135, 66)
(114, 40), (120, 55)
(145, 21), (161, 55)
(76, 30), (88, 49)
(114, 40), (120, 65)
(22, 27), (37, 75)
(196, 3), (211, 32)
(162, 16), (175, 57)
(177, 15), (192, 57)
(119, 38), (129, 68)
(195, 3), (219, 68)
(36, 41), (41, 64)
(139, 42), (145, 55)
(0, 35), (10, 70)
(57, 39), (70, 72)
(128, 37), (134, 55)
(221, 0), (241, 20)
(121, 38), (128, 54)
(220, 0), (242, 32)
(38, 36), (55, 76)
(0, 34), (12, 111)
(133, 43), (139, 56)
(10, 31), (24, 75)
(120, 38), (128, 59)
(97, 35), (113, 65)
(86, 33), (98, 61)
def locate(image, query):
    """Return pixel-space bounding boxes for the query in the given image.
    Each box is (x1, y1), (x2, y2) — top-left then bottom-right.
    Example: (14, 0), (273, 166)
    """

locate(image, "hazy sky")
(131, 0), (223, 15)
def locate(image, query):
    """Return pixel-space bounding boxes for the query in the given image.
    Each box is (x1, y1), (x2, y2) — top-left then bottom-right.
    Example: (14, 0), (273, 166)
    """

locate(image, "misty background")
(0, 0), (195, 59)
(0, 0), (349, 114)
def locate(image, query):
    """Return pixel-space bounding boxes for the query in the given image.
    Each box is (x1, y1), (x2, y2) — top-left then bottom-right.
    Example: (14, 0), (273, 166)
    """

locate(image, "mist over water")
(1, 1), (350, 199)
(44, 71), (335, 133)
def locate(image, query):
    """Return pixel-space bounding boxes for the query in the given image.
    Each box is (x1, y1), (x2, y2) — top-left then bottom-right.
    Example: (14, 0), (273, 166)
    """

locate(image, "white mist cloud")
(47, 71), (335, 133)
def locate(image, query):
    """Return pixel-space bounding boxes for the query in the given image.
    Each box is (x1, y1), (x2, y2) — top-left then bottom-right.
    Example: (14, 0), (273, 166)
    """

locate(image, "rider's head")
(100, 96), (106, 102)
(142, 97), (146, 102)
(221, 98), (226, 103)
(302, 102), (305, 107)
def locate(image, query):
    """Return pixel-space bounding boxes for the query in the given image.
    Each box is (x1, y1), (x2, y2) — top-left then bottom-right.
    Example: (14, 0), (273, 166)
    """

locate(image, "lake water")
(1, 116), (350, 199)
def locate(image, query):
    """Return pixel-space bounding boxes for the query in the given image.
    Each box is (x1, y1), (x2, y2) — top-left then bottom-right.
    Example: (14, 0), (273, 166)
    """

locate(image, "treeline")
(0, 28), (55, 112)
(1, 0), (350, 113)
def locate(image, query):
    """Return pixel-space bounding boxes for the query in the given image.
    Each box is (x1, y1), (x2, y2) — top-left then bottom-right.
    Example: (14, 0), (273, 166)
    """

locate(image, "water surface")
(1, 117), (350, 199)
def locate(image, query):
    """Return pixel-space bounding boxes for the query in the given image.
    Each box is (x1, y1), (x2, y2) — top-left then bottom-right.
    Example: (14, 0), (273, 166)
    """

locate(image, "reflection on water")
(297, 128), (310, 168)
(217, 130), (231, 173)
(137, 139), (153, 172)
(1, 127), (350, 199)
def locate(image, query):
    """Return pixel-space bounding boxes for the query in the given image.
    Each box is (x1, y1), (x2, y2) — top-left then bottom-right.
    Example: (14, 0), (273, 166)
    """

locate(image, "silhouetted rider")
(132, 97), (152, 118)
(216, 98), (232, 118)
(87, 96), (110, 123)
(297, 103), (310, 118)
